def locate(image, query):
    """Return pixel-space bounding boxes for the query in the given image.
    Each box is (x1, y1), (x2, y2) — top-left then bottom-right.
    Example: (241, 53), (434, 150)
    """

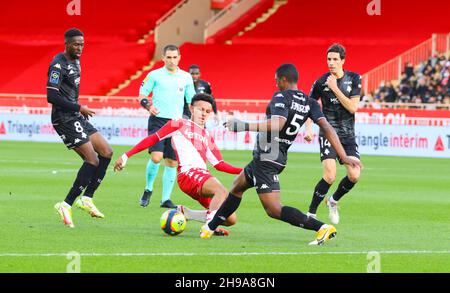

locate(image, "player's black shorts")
(147, 116), (176, 160)
(319, 134), (360, 164)
(52, 115), (97, 150)
(243, 159), (285, 194)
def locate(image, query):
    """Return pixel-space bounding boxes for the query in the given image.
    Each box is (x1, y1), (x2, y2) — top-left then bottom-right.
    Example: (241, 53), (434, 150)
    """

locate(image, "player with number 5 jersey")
(200, 64), (362, 245)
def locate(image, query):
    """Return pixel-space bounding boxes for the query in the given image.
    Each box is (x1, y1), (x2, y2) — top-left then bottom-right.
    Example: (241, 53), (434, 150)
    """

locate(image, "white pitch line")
(1, 250), (449, 257)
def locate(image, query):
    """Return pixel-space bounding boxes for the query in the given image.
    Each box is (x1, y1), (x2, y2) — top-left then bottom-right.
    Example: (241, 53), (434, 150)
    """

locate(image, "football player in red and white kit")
(114, 93), (242, 234)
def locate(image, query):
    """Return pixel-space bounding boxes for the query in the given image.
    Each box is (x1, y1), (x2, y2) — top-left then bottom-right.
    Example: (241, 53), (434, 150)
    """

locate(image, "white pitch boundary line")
(1, 250), (449, 257)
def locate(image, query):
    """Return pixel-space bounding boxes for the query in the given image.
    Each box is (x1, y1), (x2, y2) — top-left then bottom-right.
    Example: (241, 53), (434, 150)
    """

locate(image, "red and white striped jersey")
(155, 119), (223, 173)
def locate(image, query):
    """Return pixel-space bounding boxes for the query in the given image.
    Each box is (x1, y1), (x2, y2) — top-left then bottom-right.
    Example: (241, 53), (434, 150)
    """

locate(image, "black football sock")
(83, 156), (111, 198)
(308, 178), (331, 214)
(64, 162), (97, 205)
(281, 206), (324, 231)
(207, 193), (241, 230)
(332, 176), (356, 201)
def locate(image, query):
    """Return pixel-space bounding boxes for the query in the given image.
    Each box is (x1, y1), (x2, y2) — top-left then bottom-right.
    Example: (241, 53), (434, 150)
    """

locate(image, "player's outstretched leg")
(308, 178), (331, 218)
(258, 192), (337, 245)
(327, 160), (360, 224)
(200, 173), (249, 239)
(76, 133), (112, 218)
(308, 159), (336, 218)
(55, 142), (98, 227)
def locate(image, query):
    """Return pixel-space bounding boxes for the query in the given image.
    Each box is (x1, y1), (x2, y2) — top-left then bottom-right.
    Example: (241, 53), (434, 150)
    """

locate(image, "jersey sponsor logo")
(49, 70), (60, 84)
(274, 136), (293, 144)
(330, 97), (340, 104)
(275, 103), (285, 108)
(290, 101), (310, 113)
(183, 129), (207, 145)
(346, 86), (352, 92)
(323, 87), (330, 92)
(275, 93), (284, 98)
(53, 63), (61, 69)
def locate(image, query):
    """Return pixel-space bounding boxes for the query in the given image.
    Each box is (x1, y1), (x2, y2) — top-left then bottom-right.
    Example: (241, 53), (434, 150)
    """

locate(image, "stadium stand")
(1, 0), (449, 108)
(206, 0), (275, 44)
(0, 0), (179, 95)
(116, 0), (450, 101)
(369, 53), (450, 106)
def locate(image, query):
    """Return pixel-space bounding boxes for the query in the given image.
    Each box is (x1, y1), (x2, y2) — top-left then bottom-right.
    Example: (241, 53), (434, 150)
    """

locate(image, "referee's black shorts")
(147, 116), (176, 160)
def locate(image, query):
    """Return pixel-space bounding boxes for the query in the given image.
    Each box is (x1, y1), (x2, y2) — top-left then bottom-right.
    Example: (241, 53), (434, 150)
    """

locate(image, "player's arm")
(139, 72), (159, 115)
(114, 120), (182, 172)
(303, 81), (322, 141)
(225, 93), (288, 132)
(225, 116), (287, 133)
(206, 136), (242, 174)
(326, 75), (359, 114)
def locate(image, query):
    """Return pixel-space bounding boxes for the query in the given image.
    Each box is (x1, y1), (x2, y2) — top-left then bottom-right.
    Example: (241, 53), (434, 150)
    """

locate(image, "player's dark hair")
(163, 44), (180, 55)
(64, 28), (84, 41)
(327, 43), (346, 60)
(276, 63), (298, 83)
(189, 64), (200, 71)
(191, 93), (214, 107)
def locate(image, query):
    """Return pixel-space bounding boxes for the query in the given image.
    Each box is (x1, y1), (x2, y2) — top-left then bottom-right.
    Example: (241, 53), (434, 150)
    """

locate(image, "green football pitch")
(0, 140), (449, 272)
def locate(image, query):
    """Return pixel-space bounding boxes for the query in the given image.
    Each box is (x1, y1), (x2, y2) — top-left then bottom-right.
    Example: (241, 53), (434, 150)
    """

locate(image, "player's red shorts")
(177, 168), (213, 208)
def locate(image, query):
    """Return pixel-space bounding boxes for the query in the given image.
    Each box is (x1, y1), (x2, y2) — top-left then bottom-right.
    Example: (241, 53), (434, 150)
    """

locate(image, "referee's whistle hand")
(80, 105), (95, 118)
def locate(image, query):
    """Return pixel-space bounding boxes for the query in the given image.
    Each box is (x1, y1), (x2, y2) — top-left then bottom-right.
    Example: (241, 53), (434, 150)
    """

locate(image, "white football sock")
(206, 210), (217, 224)
(329, 196), (337, 205)
(183, 206), (208, 222)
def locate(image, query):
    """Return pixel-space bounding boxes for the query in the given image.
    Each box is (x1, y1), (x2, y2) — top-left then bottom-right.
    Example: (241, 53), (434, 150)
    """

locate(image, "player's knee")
(348, 173), (360, 183)
(224, 214), (237, 226)
(86, 157), (99, 167)
(323, 175), (336, 184)
(151, 155), (163, 164)
(264, 206), (281, 220)
(101, 147), (113, 159)
(215, 185), (228, 199)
